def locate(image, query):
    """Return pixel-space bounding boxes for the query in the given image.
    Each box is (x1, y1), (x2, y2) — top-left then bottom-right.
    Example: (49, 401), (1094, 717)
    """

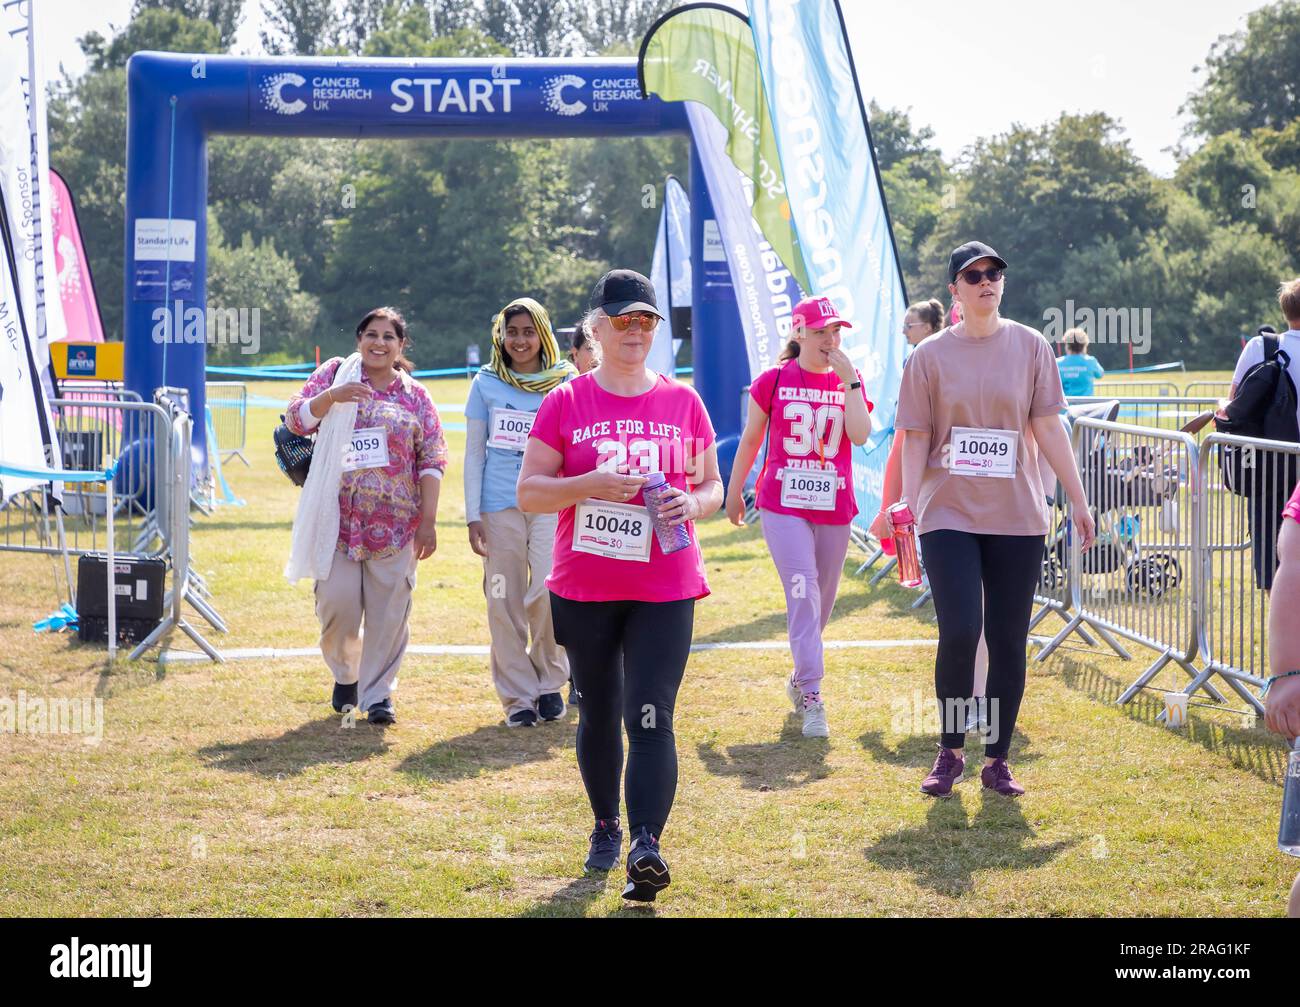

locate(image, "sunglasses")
(958, 267), (1004, 285)
(606, 311), (660, 332)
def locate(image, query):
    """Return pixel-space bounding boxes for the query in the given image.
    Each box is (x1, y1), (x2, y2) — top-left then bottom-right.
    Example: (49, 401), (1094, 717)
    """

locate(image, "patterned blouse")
(287, 357), (448, 561)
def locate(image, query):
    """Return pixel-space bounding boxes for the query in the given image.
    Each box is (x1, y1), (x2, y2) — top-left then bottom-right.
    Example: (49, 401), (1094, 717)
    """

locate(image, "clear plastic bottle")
(1280, 739), (1300, 856)
(641, 471), (692, 556)
(888, 502), (923, 588)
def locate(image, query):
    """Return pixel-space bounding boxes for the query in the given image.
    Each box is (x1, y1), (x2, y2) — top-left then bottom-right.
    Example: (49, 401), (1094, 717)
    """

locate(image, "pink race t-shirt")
(750, 360), (873, 525)
(1285, 481), (1300, 524)
(529, 372), (716, 603)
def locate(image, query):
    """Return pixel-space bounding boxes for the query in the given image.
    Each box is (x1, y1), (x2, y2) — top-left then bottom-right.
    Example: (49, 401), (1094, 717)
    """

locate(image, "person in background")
(1056, 328), (1105, 397)
(724, 295), (873, 738)
(1263, 477), (1300, 915)
(898, 241), (1095, 798)
(1227, 279), (1300, 591)
(568, 316), (602, 374)
(465, 297), (577, 727)
(285, 307), (447, 726)
(518, 268), (722, 901)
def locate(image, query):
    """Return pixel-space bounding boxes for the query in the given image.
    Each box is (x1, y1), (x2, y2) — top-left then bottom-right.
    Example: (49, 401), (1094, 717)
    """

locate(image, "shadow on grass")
(515, 873), (612, 918)
(696, 717), (831, 790)
(865, 790), (1076, 897)
(397, 720), (574, 784)
(1054, 654), (1290, 785)
(859, 730), (1042, 769)
(199, 715), (389, 776)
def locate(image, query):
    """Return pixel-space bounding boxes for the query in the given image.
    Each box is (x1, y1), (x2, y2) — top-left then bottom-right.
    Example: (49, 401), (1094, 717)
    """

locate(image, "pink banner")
(47, 167), (104, 344)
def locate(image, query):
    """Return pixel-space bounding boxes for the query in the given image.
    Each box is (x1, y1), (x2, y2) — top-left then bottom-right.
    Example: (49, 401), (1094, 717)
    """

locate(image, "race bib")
(572, 499), (652, 562)
(488, 407), (534, 452)
(949, 427), (1017, 479)
(342, 426), (390, 472)
(779, 467), (838, 510)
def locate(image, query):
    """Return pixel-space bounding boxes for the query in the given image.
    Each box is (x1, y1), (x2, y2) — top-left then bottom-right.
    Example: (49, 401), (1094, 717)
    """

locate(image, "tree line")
(48, 0), (1300, 368)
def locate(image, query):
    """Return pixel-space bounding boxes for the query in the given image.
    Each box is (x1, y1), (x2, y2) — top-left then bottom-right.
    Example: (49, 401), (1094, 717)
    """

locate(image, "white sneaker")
(785, 673), (803, 713)
(801, 699), (830, 738)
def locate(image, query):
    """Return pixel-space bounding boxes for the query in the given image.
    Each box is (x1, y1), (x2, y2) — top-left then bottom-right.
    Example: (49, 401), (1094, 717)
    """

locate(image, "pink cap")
(792, 296), (852, 331)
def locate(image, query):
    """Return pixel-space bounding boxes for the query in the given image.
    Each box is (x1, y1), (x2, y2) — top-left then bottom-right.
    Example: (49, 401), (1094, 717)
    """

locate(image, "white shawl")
(284, 352), (363, 584)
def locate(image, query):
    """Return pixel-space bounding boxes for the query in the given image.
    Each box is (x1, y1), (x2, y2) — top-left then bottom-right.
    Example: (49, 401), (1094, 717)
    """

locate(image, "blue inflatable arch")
(124, 52), (750, 475)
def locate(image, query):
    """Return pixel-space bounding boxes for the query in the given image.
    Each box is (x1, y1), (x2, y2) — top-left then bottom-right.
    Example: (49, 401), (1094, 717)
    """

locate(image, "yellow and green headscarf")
(483, 297), (577, 394)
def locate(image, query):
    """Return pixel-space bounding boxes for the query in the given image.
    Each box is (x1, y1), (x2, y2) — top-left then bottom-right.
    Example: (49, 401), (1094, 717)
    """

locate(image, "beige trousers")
(314, 543), (416, 711)
(480, 508), (568, 716)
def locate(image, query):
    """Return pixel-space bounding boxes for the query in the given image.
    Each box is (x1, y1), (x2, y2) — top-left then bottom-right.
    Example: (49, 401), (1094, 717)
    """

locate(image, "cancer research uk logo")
(259, 72), (306, 115)
(541, 75), (641, 116)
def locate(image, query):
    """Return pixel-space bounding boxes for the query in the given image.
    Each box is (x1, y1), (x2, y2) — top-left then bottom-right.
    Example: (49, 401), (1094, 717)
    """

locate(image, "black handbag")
(274, 416), (314, 486)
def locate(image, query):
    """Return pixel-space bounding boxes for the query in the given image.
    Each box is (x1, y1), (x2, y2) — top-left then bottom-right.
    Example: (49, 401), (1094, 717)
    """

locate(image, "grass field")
(2, 367), (1296, 917)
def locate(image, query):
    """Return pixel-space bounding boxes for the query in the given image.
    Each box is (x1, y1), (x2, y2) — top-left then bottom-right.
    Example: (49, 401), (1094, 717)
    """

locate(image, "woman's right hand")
(869, 508), (891, 542)
(584, 468), (648, 504)
(725, 486), (747, 527)
(328, 382), (373, 404)
(467, 521), (489, 558)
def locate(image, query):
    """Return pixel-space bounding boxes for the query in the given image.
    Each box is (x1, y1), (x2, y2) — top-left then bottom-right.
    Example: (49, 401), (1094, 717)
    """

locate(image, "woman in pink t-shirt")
(724, 296), (873, 739)
(518, 269), (722, 902)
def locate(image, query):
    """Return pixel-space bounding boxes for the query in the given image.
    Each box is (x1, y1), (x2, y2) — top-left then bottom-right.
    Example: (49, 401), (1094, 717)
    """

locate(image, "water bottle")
(642, 472), (692, 556)
(1280, 738), (1300, 856)
(888, 502), (923, 588)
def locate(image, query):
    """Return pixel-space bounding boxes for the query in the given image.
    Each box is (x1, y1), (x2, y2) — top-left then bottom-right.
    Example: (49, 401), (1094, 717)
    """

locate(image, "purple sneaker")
(920, 746), (965, 797)
(980, 757), (1025, 797)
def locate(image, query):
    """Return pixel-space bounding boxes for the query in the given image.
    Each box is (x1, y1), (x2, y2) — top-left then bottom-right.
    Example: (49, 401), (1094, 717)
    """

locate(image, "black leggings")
(549, 593), (695, 837)
(919, 530), (1043, 758)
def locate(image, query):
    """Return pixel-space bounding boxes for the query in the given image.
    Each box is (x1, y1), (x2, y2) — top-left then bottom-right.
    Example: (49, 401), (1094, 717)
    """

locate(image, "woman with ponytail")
(465, 297), (579, 727)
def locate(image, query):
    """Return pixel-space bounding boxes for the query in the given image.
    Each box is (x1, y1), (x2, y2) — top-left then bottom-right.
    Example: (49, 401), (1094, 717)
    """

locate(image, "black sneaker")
(537, 692), (566, 721)
(367, 700), (395, 726)
(507, 709), (538, 728)
(332, 682), (358, 713)
(584, 818), (622, 872)
(622, 826), (670, 902)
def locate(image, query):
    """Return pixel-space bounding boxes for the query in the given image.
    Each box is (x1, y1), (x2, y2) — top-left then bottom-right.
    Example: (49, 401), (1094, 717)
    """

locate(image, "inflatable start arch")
(124, 52), (750, 476)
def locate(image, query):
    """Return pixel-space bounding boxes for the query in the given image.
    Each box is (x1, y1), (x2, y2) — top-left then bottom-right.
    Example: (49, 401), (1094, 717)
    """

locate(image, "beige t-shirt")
(895, 320), (1066, 536)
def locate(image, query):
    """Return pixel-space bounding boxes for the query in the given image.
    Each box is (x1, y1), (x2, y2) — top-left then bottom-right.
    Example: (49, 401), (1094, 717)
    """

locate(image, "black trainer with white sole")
(622, 826), (670, 902)
(584, 818), (622, 872)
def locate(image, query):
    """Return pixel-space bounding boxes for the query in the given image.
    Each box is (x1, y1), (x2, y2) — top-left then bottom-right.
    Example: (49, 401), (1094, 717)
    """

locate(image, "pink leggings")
(760, 510), (853, 694)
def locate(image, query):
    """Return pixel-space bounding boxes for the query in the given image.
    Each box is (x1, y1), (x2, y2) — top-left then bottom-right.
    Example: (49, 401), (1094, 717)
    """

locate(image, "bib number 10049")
(949, 427), (1017, 479)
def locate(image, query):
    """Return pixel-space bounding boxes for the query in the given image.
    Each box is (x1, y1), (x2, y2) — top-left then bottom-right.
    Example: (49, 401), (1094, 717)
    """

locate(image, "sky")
(42, 0), (1266, 176)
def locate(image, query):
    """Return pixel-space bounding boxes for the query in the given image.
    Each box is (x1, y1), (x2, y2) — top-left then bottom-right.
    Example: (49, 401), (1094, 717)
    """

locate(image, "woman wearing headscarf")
(465, 297), (579, 727)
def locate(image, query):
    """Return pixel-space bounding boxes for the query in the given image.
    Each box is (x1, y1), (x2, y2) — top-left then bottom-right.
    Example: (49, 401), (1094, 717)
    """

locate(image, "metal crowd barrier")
(0, 398), (173, 562)
(1176, 434), (1300, 715)
(204, 380), (248, 466)
(1185, 381), (1232, 401)
(1065, 396), (1219, 435)
(1038, 417), (1226, 703)
(1092, 380), (1181, 400)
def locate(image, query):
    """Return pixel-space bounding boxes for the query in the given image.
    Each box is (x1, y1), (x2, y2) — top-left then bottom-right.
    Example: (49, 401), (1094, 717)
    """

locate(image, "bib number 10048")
(572, 500), (652, 562)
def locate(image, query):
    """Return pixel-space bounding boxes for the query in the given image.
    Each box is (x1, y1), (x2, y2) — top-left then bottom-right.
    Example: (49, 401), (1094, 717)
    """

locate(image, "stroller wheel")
(1156, 554), (1182, 589)
(1126, 558), (1169, 598)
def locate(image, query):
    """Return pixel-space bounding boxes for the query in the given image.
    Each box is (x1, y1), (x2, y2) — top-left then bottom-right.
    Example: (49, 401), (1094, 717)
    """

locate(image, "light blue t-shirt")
(465, 371), (548, 515)
(1056, 353), (1105, 397)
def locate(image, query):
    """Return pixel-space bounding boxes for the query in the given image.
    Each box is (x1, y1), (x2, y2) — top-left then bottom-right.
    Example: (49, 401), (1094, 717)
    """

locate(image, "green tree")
(131, 0), (245, 48)
(80, 7), (224, 70)
(259, 0), (341, 55)
(1181, 0), (1300, 139)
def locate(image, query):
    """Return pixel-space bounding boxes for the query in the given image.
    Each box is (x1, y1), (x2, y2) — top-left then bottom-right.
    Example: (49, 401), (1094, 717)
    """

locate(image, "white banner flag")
(0, 20), (58, 498)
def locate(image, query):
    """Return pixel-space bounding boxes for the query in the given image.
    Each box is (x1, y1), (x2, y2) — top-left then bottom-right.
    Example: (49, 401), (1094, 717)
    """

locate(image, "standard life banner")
(749, 0), (909, 528)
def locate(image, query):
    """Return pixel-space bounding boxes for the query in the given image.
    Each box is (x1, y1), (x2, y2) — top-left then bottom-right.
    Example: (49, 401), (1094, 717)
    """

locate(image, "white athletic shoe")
(801, 699), (830, 738)
(785, 673), (803, 713)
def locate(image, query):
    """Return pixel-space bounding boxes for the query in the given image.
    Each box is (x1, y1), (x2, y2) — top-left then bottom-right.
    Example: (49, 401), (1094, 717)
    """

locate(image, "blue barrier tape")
(0, 459), (121, 483)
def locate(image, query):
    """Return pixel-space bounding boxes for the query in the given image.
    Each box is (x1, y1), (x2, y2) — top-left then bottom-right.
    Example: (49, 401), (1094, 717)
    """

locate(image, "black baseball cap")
(590, 269), (662, 318)
(948, 241), (1008, 284)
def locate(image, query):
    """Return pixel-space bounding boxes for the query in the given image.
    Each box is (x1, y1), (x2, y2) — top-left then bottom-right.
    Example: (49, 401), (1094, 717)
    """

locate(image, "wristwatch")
(848, 380), (862, 390)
